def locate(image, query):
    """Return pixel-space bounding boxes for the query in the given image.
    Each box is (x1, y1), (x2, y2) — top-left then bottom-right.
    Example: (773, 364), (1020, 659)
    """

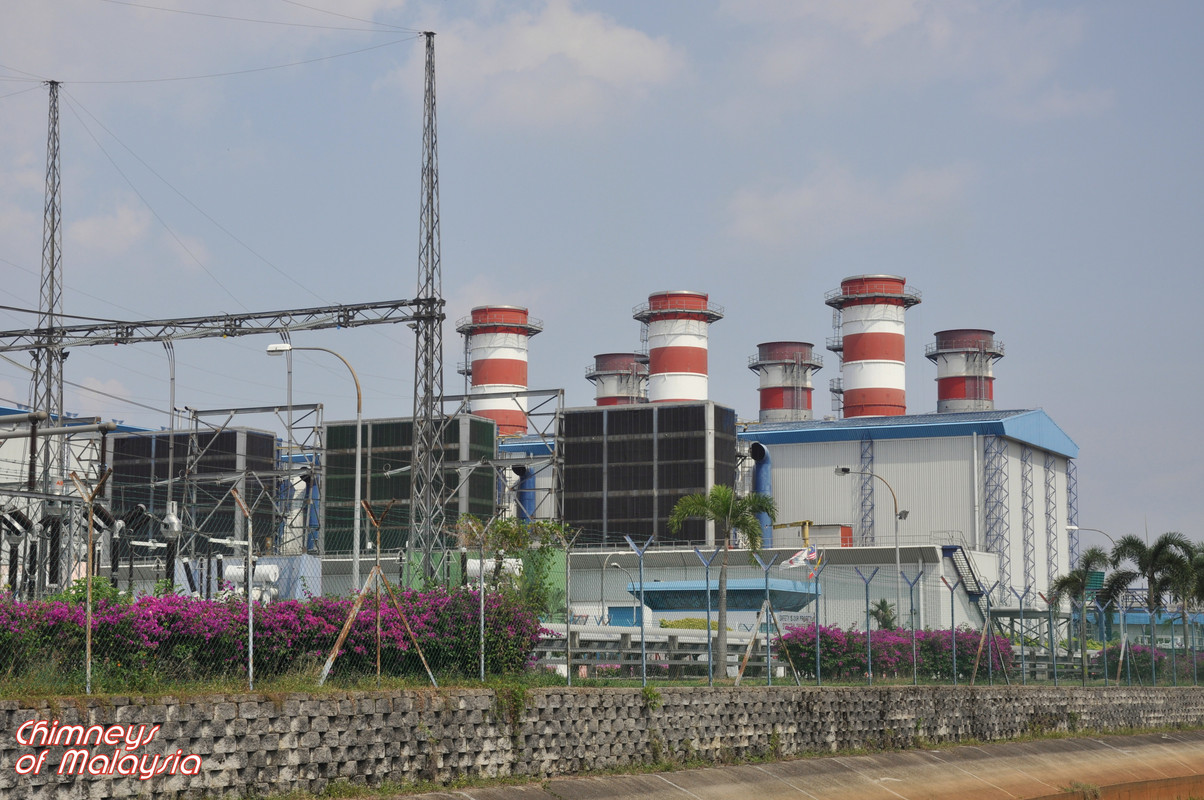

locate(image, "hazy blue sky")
(1, 1), (1201, 544)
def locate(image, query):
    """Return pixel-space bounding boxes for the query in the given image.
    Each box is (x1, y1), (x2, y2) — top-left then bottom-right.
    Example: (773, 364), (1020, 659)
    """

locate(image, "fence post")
(1096, 598), (1111, 686)
(902, 570), (923, 686)
(1193, 609), (1199, 687)
(813, 562), (827, 686)
(942, 577), (961, 685)
(754, 553), (779, 686)
(1010, 587), (1027, 685)
(69, 471), (111, 696)
(625, 535), (653, 687)
(695, 547), (721, 687)
(1151, 607), (1160, 687)
(855, 567), (879, 685)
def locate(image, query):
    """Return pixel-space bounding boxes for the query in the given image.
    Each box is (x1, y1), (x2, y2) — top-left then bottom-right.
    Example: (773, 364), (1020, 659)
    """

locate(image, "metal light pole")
(269, 343), (363, 592)
(837, 467), (906, 626)
(611, 563), (637, 626)
(695, 547), (721, 686)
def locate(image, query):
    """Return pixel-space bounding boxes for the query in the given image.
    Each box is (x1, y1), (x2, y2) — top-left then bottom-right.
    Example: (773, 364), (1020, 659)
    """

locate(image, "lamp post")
(610, 563), (638, 627)
(268, 343), (363, 591)
(600, 553), (617, 625)
(837, 466), (906, 625)
(1065, 525), (1116, 549)
(1067, 524), (1124, 678)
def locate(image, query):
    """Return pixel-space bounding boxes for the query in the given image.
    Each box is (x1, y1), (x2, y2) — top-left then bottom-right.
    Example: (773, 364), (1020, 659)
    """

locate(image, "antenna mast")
(33, 80), (65, 495)
(407, 32), (447, 582)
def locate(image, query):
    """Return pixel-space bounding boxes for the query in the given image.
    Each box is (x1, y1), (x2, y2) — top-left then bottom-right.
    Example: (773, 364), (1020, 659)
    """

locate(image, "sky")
(0, 1), (1201, 545)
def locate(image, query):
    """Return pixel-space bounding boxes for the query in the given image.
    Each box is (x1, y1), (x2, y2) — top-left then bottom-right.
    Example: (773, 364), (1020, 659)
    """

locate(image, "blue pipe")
(514, 466), (536, 521)
(750, 442), (773, 547)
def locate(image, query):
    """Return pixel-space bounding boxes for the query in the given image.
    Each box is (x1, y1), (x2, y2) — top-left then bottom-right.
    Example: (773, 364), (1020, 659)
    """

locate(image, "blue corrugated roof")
(0, 404), (147, 434)
(619, 578), (818, 612)
(738, 408), (1078, 458)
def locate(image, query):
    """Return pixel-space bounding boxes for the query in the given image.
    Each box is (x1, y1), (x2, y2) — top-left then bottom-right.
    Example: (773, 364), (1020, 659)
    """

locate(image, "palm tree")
(668, 485), (776, 676)
(869, 598), (897, 630)
(1167, 550), (1196, 671)
(1049, 546), (1111, 686)
(1107, 531), (1192, 681)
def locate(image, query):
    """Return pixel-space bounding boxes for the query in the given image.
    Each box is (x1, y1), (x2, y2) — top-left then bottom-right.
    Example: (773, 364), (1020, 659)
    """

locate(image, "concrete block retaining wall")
(2, 686), (1203, 799)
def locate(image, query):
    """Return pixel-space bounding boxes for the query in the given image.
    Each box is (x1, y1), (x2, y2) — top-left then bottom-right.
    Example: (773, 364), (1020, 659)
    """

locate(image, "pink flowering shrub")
(0, 586), (548, 688)
(777, 624), (1013, 681)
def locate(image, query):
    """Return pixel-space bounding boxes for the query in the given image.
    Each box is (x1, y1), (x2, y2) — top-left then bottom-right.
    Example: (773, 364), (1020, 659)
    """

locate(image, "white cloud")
(160, 232), (212, 274)
(67, 204), (151, 259)
(393, 0), (687, 129)
(721, 1), (1112, 123)
(726, 160), (974, 248)
(727, 0), (924, 45)
(70, 376), (133, 422)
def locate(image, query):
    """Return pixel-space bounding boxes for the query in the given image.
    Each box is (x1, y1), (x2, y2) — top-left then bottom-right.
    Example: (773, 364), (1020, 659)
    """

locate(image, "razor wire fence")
(4, 511), (1204, 694)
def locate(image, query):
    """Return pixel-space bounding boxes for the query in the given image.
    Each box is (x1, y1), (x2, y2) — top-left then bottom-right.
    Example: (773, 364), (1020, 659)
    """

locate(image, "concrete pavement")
(394, 730), (1204, 800)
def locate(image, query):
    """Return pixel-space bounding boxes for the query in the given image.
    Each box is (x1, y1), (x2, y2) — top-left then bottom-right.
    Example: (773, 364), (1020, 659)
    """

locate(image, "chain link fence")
(3, 509), (1203, 694)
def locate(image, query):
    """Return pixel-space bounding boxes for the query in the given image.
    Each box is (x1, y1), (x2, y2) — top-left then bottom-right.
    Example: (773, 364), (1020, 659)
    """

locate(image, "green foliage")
(46, 576), (126, 606)
(641, 685), (662, 711)
(658, 618), (727, 631)
(868, 599), (897, 630)
(667, 485), (776, 552)
(152, 578), (180, 597)
(451, 516), (575, 621)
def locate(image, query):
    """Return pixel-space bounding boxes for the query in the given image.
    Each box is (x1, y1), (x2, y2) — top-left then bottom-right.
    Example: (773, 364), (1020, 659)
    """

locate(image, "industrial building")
(0, 270), (1082, 639)
(484, 277), (1080, 635)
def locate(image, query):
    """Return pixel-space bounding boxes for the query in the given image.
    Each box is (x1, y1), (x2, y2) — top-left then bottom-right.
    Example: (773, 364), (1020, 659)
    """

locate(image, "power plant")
(0, 54), (1082, 645)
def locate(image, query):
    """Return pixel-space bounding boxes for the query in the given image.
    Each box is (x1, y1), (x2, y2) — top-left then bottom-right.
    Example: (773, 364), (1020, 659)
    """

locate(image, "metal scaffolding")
(1067, 459), (1080, 568)
(1021, 445), (1035, 596)
(1044, 452), (1059, 586)
(983, 434), (1010, 602)
(858, 437), (874, 546)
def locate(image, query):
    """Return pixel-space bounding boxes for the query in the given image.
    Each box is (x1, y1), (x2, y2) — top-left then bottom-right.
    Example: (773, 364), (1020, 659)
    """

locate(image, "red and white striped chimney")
(748, 342), (822, 423)
(925, 329), (1004, 412)
(585, 353), (649, 406)
(633, 291), (723, 403)
(824, 275), (920, 417)
(455, 305), (542, 435)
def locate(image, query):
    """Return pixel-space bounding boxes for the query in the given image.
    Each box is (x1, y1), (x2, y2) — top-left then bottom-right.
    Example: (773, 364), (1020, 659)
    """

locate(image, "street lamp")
(1067, 524), (1122, 660)
(836, 466), (907, 625)
(268, 342), (363, 592)
(1066, 525), (1117, 549)
(610, 563), (638, 627)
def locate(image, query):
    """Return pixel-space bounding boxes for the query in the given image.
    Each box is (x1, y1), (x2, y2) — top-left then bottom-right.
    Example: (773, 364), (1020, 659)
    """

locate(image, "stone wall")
(2, 685), (1202, 800)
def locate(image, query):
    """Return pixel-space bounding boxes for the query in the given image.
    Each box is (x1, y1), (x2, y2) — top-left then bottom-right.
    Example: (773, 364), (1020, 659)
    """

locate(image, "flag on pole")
(782, 545), (819, 570)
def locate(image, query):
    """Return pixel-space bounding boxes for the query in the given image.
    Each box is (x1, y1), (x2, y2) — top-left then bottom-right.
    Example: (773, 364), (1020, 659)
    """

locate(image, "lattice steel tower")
(32, 81), (65, 496)
(407, 32), (448, 582)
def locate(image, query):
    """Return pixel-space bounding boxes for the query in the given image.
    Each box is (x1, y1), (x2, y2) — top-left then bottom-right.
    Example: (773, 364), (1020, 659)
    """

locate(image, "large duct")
(585, 352), (649, 406)
(748, 341), (823, 423)
(925, 329), (1005, 412)
(633, 291), (723, 403)
(749, 441), (773, 547)
(825, 275), (921, 417)
(456, 305), (543, 435)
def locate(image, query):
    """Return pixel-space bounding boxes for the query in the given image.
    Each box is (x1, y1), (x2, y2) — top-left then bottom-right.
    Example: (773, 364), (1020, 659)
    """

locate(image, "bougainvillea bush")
(776, 624), (1014, 681)
(1088, 642), (1204, 683)
(0, 585), (549, 691)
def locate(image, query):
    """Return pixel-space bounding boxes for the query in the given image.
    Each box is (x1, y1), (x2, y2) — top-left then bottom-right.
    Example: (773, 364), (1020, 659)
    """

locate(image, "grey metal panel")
(765, 435), (978, 550)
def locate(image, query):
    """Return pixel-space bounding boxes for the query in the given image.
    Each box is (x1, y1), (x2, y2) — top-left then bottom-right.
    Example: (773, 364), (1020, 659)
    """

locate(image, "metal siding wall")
(874, 438), (977, 548)
(765, 436), (978, 549)
(767, 440), (863, 528)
